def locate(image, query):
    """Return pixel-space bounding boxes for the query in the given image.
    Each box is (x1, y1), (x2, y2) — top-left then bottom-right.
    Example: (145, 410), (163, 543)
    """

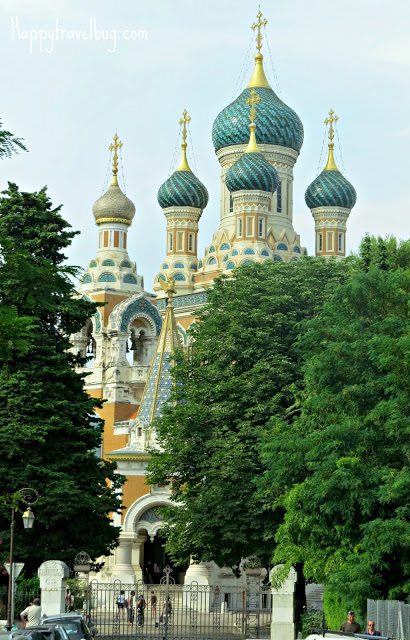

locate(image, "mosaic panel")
(156, 291), (208, 311)
(120, 297), (162, 335)
(226, 151), (279, 193)
(305, 169), (357, 209)
(157, 169), (209, 209)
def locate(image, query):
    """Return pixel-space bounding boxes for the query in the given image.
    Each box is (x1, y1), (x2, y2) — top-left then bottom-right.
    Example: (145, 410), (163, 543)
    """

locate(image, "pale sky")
(1, 0), (409, 290)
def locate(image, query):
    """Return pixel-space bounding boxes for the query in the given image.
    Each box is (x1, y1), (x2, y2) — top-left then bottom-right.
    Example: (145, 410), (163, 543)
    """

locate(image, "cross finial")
(179, 109), (191, 143)
(251, 10), (268, 53)
(324, 109), (339, 143)
(109, 133), (123, 186)
(246, 89), (261, 124)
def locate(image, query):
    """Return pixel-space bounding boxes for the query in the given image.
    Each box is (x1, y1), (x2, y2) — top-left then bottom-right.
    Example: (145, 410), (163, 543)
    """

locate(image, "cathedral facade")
(71, 12), (357, 585)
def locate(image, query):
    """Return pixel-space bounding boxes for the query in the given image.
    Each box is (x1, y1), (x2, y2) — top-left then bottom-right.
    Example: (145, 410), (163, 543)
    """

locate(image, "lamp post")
(5, 487), (39, 632)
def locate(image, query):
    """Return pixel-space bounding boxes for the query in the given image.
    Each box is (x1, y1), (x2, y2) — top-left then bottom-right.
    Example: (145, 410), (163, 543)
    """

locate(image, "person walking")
(340, 610), (361, 633)
(127, 591), (135, 626)
(366, 620), (381, 636)
(20, 598), (41, 628)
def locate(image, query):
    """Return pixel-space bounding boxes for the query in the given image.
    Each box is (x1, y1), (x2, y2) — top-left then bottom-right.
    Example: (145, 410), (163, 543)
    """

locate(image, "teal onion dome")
(157, 170), (209, 210)
(212, 86), (304, 153)
(305, 170), (357, 210)
(226, 152), (279, 193)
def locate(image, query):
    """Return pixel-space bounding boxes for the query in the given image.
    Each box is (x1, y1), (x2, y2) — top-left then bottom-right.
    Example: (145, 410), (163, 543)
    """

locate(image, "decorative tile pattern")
(305, 169), (357, 209)
(138, 507), (164, 524)
(120, 297), (162, 335)
(102, 259), (115, 266)
(157, 170), (209, 209)
(120, 260), (132, 268)
(226, 151), (279, 193)
(212, 86), (304, 152)
(156, 292), (208, 311)
(82, 273), (92, 284)
(98, 272), (116, 282)
(123, 274), (137, 284)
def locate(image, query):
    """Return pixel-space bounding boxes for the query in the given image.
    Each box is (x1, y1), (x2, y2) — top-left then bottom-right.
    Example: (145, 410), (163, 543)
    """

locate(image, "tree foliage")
(0, 119), (27, 159)
(148, 258), (350, 569)
(264, 256), (410, 614)
(0, 183), (123, 574)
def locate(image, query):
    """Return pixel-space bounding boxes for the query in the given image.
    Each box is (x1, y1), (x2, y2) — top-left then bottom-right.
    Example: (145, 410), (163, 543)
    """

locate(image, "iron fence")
(367, 599), (410, 640)
(0, 587), (41, 623)
(88, 580), (271, 639)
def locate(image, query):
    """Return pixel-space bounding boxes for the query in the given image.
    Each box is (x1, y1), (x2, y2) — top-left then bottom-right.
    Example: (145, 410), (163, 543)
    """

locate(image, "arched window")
(208, 257), (217, 266)
(120, 260), (132, 268)
(231, 250), (239, 256)
(273, 254), (284, 262)
(89, 260), (97, 268)
(102, 259), (115, 266)
(244, 248), (255, 255)
(226, 261), (235, 270)
(261, 250), (269, 256)
(173, 273), (186, 281)
(220, 242), (230, 250)
(82, 273), (92, 284)
(209, 245), (216, 253)
(123, 274), (137, 284)
(98, 272), (116, 282)
(162, 263), (169, 269)
(174, 262), (184, 268)
(293, 246), (301, 254)
(276, 243), (288, 251)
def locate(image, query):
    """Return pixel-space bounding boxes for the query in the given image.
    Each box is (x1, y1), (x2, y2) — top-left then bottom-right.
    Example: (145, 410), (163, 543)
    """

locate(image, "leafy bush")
(301, 608), (323, 637)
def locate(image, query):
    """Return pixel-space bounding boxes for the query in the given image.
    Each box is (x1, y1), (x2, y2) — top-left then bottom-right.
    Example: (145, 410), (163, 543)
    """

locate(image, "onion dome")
(93, 134), (136, 224)
(212, 54), (303, 153)
(157, 110), (209, 210)
(226, 105), (279, 193)
(305, 110), (357, 210)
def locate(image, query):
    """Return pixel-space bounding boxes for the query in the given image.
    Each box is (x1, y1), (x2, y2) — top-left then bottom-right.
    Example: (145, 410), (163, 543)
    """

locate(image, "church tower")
(305, 110), (357, 257)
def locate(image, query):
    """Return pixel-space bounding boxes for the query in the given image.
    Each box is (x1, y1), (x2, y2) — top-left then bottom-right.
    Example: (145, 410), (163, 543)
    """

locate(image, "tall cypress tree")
(0, 183), (123, 574)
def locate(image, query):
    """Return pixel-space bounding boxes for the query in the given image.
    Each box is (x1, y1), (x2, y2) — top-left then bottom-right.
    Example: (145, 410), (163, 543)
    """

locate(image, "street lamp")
(5, 487), (39, 632)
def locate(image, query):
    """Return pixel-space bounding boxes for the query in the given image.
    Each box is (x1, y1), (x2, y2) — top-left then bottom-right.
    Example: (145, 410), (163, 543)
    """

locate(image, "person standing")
(117, 590), (126, 618)
(366, 620), (381, 636)
(136, 594), (146, 627)
(148, 591), (157, 617)
(127, 591), (135, 626)
(20, 598), (41, 628)
(65, 589), (72, 613)
(340, 610), (361, 633)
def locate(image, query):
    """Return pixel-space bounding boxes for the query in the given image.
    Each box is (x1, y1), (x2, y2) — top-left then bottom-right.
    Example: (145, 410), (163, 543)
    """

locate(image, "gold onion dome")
(157, 110), (209, 210)
(212, 12), (304, 153)
(93, 134), (136, 224)
(305, 110), (357, 210)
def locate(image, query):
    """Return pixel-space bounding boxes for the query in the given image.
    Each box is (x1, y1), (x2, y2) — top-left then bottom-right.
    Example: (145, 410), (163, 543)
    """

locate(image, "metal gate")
(87, 566), (270, 639)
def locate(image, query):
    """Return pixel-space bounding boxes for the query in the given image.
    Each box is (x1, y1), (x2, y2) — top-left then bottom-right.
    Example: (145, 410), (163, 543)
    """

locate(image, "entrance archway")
(143, 535), (188, 585)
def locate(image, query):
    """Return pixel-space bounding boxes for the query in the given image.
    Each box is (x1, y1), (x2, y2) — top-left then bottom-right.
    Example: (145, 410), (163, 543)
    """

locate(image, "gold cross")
(109, 133), (123, 183)
(251, 10), (268, 53)
(246, 88), (261, 123)
(324, 109), (339, 143)
(179, 109), (191, 143)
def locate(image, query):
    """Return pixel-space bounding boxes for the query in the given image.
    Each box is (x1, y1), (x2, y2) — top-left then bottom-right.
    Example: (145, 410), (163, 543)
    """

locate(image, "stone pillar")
(38, 561), (69, 616)
(110, 531), (136, 583)
(271, 564), (297, 640)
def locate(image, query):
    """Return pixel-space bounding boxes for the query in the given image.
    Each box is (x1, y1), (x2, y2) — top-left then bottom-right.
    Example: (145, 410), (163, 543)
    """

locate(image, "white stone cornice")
(216, 144), (298, 168)
(165, 219), (199, 230)
(162, 206), (202, 219)
(311, 206), (351, 221)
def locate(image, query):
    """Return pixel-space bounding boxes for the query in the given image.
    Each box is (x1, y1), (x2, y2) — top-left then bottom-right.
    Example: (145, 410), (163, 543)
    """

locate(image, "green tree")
(0, 119), (27, 159)
(266, 265), (410, 615)
(0, 183), (123, 574)
(148, 258), (350, 570)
